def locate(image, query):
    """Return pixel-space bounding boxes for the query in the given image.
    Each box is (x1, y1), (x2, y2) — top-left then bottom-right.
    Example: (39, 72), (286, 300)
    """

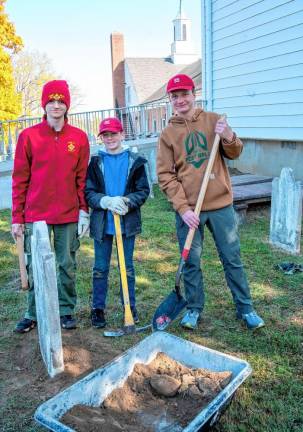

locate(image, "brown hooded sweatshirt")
(157, 108), (243, 215)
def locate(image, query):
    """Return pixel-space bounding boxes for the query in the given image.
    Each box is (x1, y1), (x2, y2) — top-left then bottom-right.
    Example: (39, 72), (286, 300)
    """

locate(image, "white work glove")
(100, 196), (129, 215)
(78, 210), (90, 238)
(11, 223), (25, 242)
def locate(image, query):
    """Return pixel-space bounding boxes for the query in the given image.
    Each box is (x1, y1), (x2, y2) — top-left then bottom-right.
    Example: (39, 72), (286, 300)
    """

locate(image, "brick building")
(110, 2), (201, 109)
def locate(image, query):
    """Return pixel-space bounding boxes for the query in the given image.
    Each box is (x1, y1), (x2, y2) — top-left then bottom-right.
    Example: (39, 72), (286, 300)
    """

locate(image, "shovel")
(153, 116), (226, 331)
(16, 234), (28, 290)
(104, 213), (151, 337)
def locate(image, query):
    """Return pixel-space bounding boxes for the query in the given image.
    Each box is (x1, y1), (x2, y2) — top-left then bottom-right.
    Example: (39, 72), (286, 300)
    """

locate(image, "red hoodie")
(12, 119), (89, 224)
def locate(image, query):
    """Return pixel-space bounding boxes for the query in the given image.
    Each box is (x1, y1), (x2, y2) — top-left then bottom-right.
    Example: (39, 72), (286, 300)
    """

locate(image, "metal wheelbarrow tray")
(35, 331), (252, 431)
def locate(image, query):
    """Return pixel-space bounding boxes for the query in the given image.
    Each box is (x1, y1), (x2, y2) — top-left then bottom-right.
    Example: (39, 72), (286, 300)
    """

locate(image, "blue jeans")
(92, 235), (136, 309)
(176, 205), (253, 314)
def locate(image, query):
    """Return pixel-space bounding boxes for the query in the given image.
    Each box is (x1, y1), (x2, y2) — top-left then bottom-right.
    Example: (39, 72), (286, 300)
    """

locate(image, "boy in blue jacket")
(85, 117), (150, 328)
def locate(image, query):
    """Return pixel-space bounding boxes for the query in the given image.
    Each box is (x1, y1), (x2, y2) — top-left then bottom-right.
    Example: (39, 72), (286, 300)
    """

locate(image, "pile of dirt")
(1, 326), (123, 428)
(62, 352), (232, 432)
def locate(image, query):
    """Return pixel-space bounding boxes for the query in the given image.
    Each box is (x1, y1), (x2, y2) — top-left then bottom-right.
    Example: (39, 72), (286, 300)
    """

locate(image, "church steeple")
(170, 0), (198, 64)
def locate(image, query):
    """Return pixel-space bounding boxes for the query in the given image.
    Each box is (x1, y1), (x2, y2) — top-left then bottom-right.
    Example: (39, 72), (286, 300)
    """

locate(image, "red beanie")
(41, 80), (71, 110)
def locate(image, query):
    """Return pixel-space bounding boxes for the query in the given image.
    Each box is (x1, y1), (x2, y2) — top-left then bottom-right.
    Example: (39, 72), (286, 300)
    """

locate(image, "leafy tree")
(12, 50), (56, 117)
(0, 0), (23, 120)
(12, 50), (84, 117)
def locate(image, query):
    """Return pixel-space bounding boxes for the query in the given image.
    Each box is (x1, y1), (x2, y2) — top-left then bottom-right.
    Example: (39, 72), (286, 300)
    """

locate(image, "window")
(182, 24), (187, 41)
(126, 86), (131, 104)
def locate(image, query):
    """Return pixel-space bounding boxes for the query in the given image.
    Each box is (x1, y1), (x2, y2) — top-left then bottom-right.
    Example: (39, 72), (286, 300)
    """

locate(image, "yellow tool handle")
(113, 213), (134, 327)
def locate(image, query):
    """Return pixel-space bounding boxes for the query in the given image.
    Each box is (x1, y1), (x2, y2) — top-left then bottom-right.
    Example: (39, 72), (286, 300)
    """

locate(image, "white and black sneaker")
(14, 318), (37, 334)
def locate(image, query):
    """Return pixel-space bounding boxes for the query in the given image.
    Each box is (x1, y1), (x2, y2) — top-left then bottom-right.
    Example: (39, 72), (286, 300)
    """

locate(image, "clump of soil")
(62, 352), (232, 432)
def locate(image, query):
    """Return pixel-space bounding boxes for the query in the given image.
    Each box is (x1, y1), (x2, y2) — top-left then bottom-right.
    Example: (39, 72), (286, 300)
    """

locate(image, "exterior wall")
(201, 0), (303, 141)
(124, 63), (139, 106)
(228, 139), (303, 181)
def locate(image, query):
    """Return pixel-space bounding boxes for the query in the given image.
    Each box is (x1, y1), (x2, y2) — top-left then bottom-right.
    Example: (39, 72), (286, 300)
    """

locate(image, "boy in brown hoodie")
(157, 74), (264, 330)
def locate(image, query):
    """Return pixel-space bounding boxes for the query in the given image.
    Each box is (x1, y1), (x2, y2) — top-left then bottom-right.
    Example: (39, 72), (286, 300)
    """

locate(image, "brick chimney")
(110, 32), (125, 108)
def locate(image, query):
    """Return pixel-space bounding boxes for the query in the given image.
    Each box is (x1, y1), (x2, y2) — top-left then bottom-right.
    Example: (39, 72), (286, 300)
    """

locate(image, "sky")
(6, 0), (202, 113)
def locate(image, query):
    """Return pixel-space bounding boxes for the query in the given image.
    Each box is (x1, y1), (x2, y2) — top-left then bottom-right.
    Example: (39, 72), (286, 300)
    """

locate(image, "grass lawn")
(0, 186), (302, 431)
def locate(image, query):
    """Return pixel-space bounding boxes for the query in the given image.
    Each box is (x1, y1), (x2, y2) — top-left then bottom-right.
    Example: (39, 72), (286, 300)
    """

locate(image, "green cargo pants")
(24, 223), (80, 320)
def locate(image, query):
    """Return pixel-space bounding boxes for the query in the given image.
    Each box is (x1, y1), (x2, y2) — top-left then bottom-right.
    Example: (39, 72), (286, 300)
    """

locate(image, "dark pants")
(92, 235), (136, 309)
(176, 205), (253, 314)
(24, 223), (79, 320)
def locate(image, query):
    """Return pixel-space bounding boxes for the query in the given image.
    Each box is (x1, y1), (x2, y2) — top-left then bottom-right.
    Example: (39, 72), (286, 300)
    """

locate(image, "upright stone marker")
(270, 168), (302, 255)
(31, 221), (64, 377)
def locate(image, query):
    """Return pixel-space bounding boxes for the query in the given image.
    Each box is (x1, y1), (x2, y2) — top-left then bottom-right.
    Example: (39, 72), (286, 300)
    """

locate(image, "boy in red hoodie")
(157, 74), (264, 331)
(12, 80), (90, 333)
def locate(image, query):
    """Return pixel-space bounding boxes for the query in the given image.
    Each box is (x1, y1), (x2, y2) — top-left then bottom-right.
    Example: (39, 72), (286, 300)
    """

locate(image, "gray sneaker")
(180, 310), (200, 329)
(60, 315), (77, 330)
(237, 311), (265, 330)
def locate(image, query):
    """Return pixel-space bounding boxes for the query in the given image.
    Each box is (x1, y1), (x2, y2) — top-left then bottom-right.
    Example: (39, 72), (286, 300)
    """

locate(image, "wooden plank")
(214, 37), (303, 70)
(214, 77), (303, 99)
(213, 103), (303, 117)
(232, 126), (303, 141)
(214, 64), (303, 89)
(213, 0), (287, 22)
(232, 182), (272, 203)
(231, 174), (272, 186)
(213, 24), (303, 59)
(214, 93), (303, 111)
(214, 52), (303, 79)
(213, 3), (303, 41)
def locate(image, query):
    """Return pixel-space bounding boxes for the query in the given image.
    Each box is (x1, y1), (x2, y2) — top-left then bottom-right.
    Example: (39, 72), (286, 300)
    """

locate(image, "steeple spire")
(170, 0), (198, 64)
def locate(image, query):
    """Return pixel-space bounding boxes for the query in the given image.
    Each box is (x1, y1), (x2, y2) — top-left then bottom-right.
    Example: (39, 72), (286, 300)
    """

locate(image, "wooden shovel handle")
(16, 235), (28, 290)
(182, 115), (226, 258)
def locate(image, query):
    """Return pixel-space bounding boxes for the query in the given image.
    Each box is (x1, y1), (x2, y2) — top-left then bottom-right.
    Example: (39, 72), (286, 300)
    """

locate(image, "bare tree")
(12, 50), (84, 117)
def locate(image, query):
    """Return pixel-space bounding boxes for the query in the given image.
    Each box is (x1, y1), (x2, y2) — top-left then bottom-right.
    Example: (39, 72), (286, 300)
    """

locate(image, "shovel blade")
(103, 328), (126, 337)
(152, 291), (187, 331)
(103, 324), (152, 338)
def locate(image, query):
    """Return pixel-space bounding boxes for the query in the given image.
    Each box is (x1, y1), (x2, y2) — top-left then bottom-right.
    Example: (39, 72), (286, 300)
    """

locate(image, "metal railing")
(0, 99), (204, 161)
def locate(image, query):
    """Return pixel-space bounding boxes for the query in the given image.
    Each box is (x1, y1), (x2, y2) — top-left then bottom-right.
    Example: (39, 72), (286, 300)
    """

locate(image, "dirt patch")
(62, 352), (232, 432)
(1, 326), (123, 424)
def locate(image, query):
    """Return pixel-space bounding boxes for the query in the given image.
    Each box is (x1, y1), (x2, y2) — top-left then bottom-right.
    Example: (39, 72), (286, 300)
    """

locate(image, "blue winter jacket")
(85, 151), (150, 242)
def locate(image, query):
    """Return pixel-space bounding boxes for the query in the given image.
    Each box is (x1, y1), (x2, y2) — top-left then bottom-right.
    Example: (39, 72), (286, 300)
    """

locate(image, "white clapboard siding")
(213, 24), (303, 59)
(201, 0), (303, 140)
(214, 64), (303, 89)
(213, 77), (303, 98)
(213, 0), (301, 32)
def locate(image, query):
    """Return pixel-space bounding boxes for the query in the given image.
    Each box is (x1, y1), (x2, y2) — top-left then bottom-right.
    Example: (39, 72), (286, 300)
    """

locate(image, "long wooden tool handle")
(182, 115), (226, 259)
(113, 213), (135, 327)
(16, 235), (28, 290)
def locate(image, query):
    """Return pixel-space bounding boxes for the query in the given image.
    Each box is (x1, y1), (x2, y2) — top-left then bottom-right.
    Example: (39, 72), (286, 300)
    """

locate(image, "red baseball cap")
(99, 117), (123, 134)
(41, 80), (70, 110)
(166, 74), (195, 93)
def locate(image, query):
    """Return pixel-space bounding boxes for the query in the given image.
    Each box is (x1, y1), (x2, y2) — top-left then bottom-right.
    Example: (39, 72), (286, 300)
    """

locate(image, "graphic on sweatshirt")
(185, 131), (209, 168)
